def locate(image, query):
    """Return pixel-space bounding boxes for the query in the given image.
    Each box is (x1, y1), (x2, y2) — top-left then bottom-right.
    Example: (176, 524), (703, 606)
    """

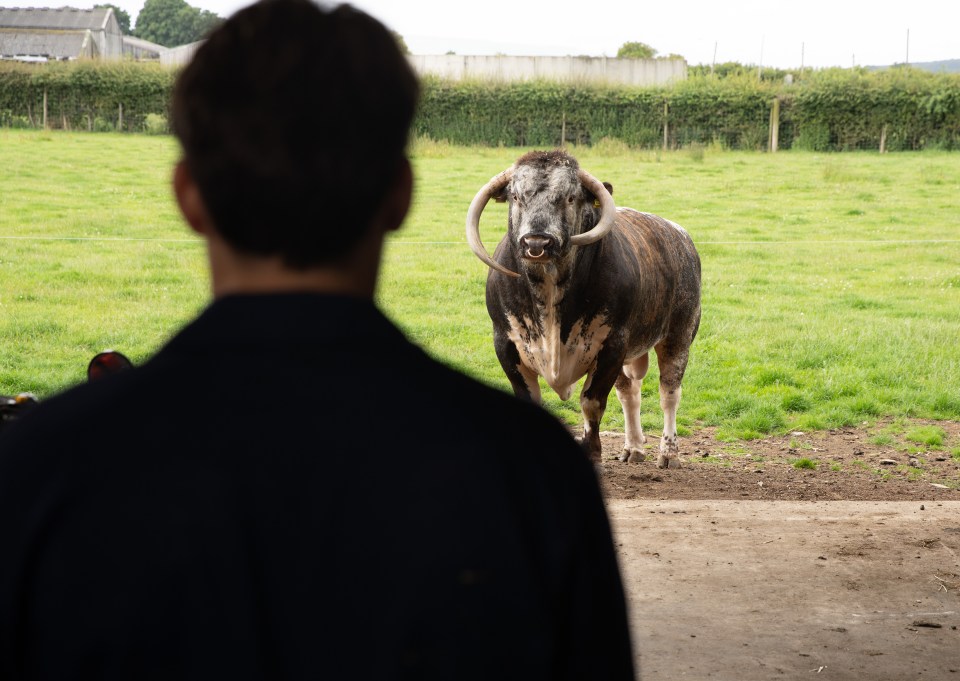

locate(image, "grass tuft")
(870, 433), (895, 446)
(905, 426), (946, 448)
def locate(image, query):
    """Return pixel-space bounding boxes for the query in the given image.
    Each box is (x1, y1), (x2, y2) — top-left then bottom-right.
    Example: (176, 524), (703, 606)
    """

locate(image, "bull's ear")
(588, 181), (614, 208)
(493, 184), (510, 203)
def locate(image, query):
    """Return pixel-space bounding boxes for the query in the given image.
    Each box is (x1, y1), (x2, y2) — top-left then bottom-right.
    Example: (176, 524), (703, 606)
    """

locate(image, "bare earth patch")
(592, 419), (960, 679)
(596, 418), (960, 501)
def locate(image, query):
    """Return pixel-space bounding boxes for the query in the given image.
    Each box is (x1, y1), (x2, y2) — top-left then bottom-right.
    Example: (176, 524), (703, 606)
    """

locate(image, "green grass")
(904, 425), (947, 448)
(2, 131), (960, 443)
(791, 458), (817, 470)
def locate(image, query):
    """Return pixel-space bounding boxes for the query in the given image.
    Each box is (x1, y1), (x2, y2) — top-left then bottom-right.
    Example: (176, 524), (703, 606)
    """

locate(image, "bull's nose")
(520, 235), (555, 259)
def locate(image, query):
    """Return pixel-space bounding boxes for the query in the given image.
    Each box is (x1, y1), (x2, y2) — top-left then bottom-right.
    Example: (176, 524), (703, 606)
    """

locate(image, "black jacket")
(0, 294), (634, 680)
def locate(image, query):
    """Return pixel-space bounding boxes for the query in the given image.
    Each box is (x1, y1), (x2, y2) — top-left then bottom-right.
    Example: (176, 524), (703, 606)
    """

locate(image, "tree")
(96, 3), (131, 34)
(616, 41), (657, 59)
(133, 0), (222, 47)
(192, 8), (221, 41)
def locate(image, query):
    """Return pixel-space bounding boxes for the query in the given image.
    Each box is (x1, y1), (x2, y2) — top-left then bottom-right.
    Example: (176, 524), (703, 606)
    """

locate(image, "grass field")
(1, 130), (958, 440)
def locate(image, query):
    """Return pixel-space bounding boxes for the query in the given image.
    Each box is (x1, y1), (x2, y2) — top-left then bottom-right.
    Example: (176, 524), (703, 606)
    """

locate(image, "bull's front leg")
(494, 332), (542, 403)
(578, 351), (624, 463)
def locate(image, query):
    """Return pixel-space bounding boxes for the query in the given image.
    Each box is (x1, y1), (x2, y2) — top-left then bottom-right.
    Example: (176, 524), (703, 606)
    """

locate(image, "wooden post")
(880, 124), (888, 154)
(768, 97), (780, 153)
(118, 102), (123, 131)
(561, 112), (566, 147)
(662, 100), (669, 151)
(42, 89), (48, 129)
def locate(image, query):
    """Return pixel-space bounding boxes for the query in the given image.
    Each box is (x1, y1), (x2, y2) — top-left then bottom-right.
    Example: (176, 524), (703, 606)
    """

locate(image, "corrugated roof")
(122, 35), (167, 53)
(0, 7), (111, 31)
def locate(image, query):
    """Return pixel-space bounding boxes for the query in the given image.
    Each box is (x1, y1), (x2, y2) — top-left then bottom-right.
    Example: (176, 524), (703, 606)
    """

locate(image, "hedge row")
(3, 60), (960, 150)
(0, 61), (173, 132)
(415, 76), (778, 149)
(417, 69), (960, 151)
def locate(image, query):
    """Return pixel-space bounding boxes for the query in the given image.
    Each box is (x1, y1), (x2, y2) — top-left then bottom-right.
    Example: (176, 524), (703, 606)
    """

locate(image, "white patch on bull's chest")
(505, 296), (611, 402)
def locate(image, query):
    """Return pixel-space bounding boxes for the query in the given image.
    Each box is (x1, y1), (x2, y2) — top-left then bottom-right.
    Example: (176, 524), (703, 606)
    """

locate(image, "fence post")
(561, 111), (566, 147)
(879, 124), (888, 153)
(768, 97), (780, 152)
(118, 102), (123, 131)
(43, 89), (48, 129)
(662, 100), (669, 151)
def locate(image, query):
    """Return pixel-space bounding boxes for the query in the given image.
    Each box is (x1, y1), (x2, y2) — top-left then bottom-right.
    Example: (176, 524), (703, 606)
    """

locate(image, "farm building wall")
(409, 54), (687, 85)
(160, 41), (202, 67)
(0, 7), (123, 60)
(159, 44), (686, 85)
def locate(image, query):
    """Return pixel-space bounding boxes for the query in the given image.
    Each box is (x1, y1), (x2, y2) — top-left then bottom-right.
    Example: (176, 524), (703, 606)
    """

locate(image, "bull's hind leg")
(615, 353), (649, 463)
(658, 385), (682, 469)
(654, 340), (693, 470)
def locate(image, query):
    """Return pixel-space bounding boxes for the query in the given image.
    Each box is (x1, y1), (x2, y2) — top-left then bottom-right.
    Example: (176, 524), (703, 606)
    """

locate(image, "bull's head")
(466, 150), (617, 278)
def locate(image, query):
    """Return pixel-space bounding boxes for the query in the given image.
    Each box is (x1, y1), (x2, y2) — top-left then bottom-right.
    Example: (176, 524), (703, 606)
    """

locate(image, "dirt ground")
(592, 419), (960, 680)
(596, 418), (960, 501)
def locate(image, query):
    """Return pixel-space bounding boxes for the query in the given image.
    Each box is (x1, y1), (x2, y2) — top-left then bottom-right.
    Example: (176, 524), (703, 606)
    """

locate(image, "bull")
(466, 150), (701, 469)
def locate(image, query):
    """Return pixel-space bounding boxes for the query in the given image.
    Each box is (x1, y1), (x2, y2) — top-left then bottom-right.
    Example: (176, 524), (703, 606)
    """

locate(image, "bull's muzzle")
(520, 234), (555, 261)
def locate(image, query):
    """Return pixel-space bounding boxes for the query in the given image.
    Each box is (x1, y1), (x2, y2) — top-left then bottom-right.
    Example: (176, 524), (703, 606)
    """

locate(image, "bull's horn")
(466, 167), (521, 278)
(569, 168), (617, 246)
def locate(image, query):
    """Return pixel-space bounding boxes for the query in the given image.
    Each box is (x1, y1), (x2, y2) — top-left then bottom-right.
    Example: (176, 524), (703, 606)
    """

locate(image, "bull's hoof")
(656, 453), (681, 469)
(658, 434), (680, 469)
(576, 436), (603, 465)
(619, 447), (646, 464)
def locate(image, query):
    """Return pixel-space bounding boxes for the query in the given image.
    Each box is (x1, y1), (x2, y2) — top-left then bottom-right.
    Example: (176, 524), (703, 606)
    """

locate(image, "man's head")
(172, 0), (419, 270)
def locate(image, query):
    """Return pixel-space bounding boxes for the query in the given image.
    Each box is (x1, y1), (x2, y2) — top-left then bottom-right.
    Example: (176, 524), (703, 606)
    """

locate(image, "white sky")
(5, 0), (958, 68)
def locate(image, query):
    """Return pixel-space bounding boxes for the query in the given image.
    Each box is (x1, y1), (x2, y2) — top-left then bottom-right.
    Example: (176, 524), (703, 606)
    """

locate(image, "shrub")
(143, 113), (168, 135)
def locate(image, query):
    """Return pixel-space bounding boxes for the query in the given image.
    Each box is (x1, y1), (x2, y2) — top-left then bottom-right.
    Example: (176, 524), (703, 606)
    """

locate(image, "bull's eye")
(567, 196), (575, 204)
(512, 193), (519, 204)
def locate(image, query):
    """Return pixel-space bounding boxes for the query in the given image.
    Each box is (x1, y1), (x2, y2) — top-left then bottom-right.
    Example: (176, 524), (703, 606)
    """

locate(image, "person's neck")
(206, 233), (381, 301)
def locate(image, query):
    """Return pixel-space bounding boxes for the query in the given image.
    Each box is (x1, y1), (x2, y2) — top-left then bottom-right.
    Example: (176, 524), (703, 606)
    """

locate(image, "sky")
(5, 0), (959, 69)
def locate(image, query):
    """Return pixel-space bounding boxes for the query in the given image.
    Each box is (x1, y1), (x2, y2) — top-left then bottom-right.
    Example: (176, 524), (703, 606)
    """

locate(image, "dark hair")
(172, 0), (419, 268)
